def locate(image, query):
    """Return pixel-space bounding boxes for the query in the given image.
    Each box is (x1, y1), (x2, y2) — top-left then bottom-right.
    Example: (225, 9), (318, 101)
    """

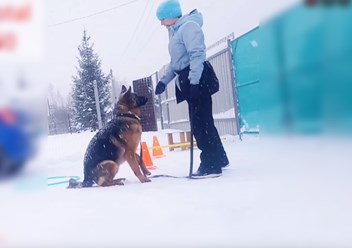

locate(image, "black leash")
(136, 100), (195, 179)
(189, 104), (194, 179)
(149, 104), (195, 179)
(148, 174), (188, 179)
(139, 134), (185, 179)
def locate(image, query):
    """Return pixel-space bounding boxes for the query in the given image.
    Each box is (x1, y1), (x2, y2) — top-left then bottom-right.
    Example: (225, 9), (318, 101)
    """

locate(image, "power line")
(48, 0), (141, 28)
(126, 0), (160, 58)
(134, 24), (158, 58)
(134, 0), (157, 46)
(121, 0), (151, 56)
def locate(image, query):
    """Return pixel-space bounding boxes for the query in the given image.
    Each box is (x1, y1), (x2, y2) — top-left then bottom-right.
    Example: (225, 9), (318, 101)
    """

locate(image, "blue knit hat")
(156, 0), (182, 21)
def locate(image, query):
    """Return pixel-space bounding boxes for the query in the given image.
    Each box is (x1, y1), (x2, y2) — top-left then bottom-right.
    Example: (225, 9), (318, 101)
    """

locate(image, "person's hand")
(189, 84), (200, 103)
(155, 81), (166, 95)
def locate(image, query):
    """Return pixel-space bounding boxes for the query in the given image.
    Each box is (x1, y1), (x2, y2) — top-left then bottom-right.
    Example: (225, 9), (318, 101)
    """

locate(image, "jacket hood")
(170, 9), (203, 32)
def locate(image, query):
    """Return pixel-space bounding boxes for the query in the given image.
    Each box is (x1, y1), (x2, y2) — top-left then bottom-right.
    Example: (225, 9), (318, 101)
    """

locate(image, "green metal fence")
(232, 27), (260, 134)
(232, 4), (352, 135)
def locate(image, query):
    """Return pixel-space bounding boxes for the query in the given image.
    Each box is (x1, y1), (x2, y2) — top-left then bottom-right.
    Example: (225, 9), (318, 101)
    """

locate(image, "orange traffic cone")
(152, 136), (165, 159)
(141, 142), (158, 170)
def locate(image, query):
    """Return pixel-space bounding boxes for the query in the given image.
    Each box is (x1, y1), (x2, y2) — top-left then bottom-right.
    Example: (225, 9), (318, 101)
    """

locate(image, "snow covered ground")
(1, 131), (352, 248)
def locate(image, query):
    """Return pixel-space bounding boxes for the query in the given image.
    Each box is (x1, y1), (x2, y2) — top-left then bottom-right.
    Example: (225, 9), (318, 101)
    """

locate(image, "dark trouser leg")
(188, 95), (228, 171)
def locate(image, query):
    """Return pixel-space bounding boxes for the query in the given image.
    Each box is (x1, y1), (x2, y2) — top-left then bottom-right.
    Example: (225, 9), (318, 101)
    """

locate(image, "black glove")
(155, 81), (166, 95)
(189, 84), (200, 103)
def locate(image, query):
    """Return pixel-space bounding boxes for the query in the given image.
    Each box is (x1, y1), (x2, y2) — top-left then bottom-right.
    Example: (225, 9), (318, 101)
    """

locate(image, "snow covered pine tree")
(71, 30), (112, 132)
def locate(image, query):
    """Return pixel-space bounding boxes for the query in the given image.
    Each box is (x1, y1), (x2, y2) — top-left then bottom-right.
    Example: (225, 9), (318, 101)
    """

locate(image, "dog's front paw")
(139, 176), (151, 183)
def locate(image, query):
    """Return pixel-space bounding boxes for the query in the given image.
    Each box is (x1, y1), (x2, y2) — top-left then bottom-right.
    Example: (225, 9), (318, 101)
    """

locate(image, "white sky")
(44, 0), (299, 97)
(0, 0), (297, 100)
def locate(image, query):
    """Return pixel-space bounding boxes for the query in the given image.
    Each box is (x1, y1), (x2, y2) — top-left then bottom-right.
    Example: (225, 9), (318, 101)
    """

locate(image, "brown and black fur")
(68, 85), (151, 188)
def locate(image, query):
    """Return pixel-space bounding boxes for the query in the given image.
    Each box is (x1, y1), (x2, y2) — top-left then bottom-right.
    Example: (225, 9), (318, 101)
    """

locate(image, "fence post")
(227, 39), (242, 141)
(93, 80), (103, 129)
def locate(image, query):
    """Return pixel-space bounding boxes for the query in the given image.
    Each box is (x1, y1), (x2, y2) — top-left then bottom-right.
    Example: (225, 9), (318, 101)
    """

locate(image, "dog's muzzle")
(138, 96), (148, 107)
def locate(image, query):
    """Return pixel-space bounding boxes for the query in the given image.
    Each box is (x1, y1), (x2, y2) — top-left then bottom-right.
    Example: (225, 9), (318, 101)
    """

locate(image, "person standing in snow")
(154, 0), (229, 178)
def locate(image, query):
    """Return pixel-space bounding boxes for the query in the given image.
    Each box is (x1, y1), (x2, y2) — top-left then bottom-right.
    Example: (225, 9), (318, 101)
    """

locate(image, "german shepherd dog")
(68, 85), (151, 188)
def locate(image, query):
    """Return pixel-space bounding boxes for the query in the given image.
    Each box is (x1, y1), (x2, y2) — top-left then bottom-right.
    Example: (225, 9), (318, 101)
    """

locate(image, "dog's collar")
(116, 112), (141, 121)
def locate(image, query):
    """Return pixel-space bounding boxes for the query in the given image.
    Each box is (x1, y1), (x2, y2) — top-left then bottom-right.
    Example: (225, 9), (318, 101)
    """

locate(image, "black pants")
(187, 96), (229, 170)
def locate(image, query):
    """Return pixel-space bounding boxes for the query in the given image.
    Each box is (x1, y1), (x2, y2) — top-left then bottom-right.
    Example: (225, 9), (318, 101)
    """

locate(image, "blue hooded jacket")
(160, 9), (206, 86)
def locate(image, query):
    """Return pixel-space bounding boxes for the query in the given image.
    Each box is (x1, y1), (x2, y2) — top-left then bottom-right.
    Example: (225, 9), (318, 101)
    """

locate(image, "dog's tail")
(67, 178), (94, 189)
(67, 178), (83, 189)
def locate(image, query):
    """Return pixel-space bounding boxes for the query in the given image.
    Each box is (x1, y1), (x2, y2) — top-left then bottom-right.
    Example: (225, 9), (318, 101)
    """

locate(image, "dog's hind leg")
(111, 178), (126, 186)
(93, 161), (121, 187)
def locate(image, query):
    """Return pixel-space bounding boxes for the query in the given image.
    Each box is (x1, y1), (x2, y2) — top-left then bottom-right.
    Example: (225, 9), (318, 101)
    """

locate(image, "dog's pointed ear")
(121, 85), (127, 94)
(127, 86), (132, 93)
